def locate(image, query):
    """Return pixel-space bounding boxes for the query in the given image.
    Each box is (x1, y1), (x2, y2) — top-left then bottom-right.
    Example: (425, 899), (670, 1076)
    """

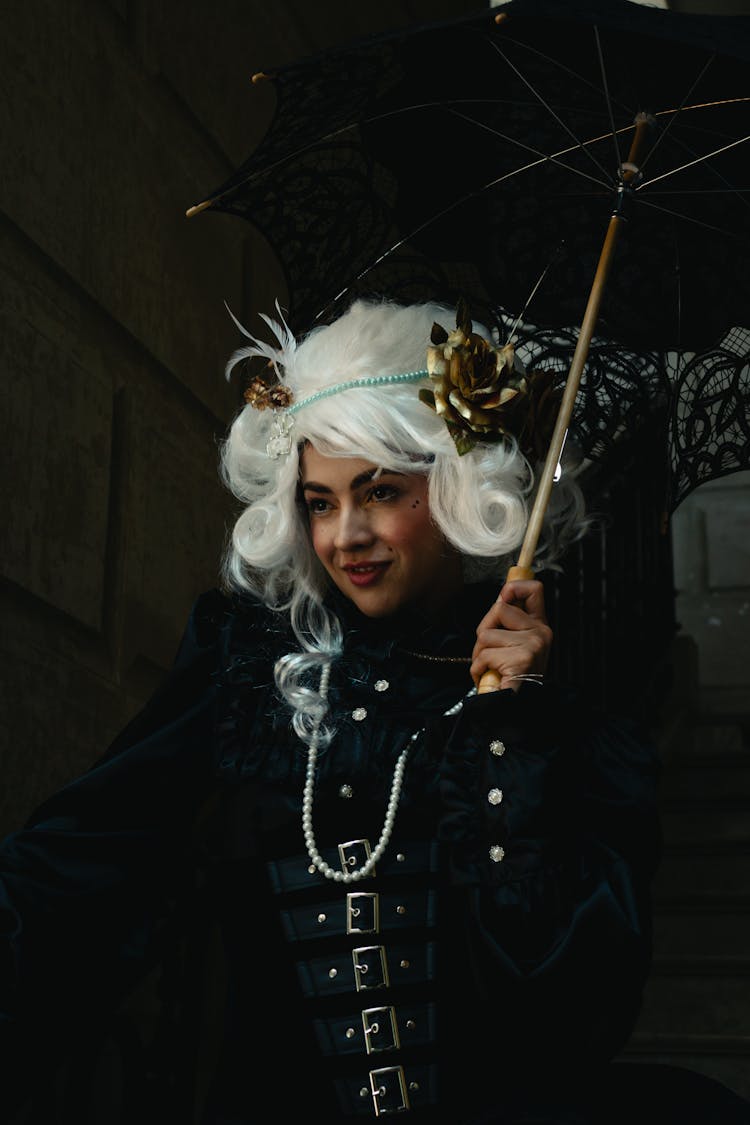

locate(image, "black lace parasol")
(187, 0), (750, 515)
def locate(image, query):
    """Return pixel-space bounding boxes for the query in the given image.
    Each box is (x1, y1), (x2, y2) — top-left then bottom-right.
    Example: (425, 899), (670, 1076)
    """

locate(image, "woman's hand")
(470, 579), (552, 693)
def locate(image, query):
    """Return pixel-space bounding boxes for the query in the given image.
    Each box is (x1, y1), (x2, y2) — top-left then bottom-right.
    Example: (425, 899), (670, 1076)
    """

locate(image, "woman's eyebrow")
(301, 468), (404, 494)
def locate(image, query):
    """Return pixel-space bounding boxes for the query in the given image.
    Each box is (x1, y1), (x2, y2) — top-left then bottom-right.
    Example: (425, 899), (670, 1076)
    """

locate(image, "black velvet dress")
(1, 583), (748, 1124)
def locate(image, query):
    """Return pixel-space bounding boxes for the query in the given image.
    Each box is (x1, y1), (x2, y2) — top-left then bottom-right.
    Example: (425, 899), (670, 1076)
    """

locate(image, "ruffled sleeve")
(0, 587), (232, 1108)
(437, 681), (662, 1071)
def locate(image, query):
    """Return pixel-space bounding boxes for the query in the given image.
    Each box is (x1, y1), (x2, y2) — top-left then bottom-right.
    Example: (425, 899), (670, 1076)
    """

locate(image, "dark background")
(1, 3), (749, 1116)
(0, 0), (480, 837)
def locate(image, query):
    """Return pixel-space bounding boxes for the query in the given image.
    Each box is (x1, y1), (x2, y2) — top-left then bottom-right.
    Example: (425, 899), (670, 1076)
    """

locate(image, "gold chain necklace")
(398, 649), (472, 664)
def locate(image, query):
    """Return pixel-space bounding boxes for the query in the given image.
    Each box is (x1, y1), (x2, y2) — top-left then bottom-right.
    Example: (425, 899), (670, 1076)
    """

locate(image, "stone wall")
(0, 0), (469, 836)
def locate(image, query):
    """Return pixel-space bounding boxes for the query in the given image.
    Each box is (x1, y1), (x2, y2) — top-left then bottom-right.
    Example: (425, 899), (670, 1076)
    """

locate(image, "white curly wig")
(219, 297), (587, 744)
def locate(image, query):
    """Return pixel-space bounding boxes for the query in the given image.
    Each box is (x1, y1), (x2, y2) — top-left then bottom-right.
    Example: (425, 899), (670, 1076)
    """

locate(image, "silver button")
(317, 913), (327, 923)
(488, 788), (503, 805)
(489, 845), (506, 863)
(374, 679), (389, 692)
(396, 853), (405, 862)
(489, 740), (506, 756)
(352, 707), (367, 721)
(396, 905), (406, 915)
(339, 784), (354, 798)
(346, 1027), (356, 1039)
(329, 968), (338, 978)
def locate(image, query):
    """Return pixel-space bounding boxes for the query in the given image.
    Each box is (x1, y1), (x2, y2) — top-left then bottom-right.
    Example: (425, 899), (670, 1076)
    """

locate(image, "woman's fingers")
(471, 579), (552, 691)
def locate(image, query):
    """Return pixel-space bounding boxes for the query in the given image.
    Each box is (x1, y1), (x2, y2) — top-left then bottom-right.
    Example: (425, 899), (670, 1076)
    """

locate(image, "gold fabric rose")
(419, 299), (562, 459)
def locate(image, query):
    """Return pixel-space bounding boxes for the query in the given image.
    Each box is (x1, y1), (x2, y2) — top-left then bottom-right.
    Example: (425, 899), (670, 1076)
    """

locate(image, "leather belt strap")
(313, 1001), (437, 1057)
(281, 888), (436, 942)
(267, 840), (440, 895)
(335, 1062), (438, 1117)
(296, 940), (436, 999)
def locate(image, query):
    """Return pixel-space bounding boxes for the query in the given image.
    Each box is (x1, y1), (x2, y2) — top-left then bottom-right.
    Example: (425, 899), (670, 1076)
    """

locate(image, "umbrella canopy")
(187, 0), (750, 512)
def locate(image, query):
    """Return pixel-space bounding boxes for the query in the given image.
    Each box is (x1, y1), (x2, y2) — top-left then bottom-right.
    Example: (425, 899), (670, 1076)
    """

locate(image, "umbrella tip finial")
(251, 71), (270, 84)
(185, 199), (213, 218)
(494, 11), (509, 24)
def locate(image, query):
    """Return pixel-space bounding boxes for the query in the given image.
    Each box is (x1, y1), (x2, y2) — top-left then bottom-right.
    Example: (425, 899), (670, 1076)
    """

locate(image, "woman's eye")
(306, 498), (331, 515)
(367, 484), (398, 503)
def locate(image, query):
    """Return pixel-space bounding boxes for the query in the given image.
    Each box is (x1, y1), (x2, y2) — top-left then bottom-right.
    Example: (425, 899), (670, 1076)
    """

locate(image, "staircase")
(622, 639), (750, 1102)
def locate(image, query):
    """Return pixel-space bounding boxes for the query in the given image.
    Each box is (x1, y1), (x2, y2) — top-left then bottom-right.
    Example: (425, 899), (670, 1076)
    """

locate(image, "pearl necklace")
(302, 660), (474, 882)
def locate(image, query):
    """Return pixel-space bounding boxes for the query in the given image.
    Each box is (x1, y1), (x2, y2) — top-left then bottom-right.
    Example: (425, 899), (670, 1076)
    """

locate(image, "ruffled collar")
(324, 579), (500, 662)
(215, 579), (503, 784)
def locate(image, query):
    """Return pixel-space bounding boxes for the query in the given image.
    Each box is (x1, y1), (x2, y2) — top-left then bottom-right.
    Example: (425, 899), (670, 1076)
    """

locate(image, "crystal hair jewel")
(262, 369), (429, 458)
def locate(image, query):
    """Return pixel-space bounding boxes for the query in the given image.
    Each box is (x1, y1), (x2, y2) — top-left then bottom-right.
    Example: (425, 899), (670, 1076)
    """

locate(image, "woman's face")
(300, 445), (463, 618)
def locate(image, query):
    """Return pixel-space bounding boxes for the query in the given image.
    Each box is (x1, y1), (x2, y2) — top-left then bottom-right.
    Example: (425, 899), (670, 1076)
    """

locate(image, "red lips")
(342, 561), (391, 587)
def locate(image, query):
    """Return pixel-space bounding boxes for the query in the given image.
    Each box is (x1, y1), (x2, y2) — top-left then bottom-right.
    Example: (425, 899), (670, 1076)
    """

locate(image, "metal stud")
(488, 788), (503, 805)
(352, 707), (367, 721)
(317, 913), (326, 923)
(339, 784), (354, 799)
(489, 845), (506, 863)
(374, 679), (389, 692)
(489, 739), (506, 756)
(329, 968), (338, 978)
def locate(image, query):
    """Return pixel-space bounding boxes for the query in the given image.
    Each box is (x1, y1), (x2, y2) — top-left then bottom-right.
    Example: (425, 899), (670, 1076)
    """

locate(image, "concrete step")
(668, 722), (746, 757)
(659, 801), (750, 846)
(621, 1036), (750, 1102)
(653, 845), (750, 899)
(659, 756), (750, 802)
(652, 903), (750, 958)
(635, 958), (750, 1040)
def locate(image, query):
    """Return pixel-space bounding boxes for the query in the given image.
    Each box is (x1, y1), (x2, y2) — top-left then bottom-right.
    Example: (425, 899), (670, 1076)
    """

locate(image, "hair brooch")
(243, 371), (294, 411)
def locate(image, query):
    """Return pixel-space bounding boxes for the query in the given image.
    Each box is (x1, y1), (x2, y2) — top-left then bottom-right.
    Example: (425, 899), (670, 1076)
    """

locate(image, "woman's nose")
(333, 506), (374, 550)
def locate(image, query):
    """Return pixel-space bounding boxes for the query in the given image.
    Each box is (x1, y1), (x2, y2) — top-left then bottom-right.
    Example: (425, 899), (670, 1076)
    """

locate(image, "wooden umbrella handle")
(475, 117), (653, 696)
(477, 565), (535, 694)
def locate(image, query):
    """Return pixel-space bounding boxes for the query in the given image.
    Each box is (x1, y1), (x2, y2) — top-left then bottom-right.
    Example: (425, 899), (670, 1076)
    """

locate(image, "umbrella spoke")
(486, 35), (615, 186)
(639, 55), (717, 175)
(640, 134), (750, 191)
(636, 195), (750, 243)
(593, 26), (623, 173)
(445, 108), (613, 191)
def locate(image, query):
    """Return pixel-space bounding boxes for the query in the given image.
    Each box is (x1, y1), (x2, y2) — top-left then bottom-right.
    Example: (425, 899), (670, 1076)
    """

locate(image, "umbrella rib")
(593, 26), (623, 173)
(639, 55), (716, 176)
(635, 194), (750, 241)
(640, 135), (750, 191)
(317, 128), (628, 322)
(445, 108), (612, 191)
(485, 36), (614, 186)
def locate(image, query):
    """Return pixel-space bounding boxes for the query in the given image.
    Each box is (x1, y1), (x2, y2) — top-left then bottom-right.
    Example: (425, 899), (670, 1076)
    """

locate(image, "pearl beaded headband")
(242, 298), (560, 461)
(261, 369), (429, 459)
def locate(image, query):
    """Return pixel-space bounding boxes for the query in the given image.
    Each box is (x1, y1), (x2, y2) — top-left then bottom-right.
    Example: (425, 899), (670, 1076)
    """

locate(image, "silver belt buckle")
(347, 891), (380, 934)
(362, 1005), (399, 1054)
(339, 837), (374, 875)
(352, 945), (389, 991)
(369, 1065), (410, 1116)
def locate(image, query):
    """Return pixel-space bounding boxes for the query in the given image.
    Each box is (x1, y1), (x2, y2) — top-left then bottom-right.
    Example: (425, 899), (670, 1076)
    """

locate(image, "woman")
(2, 298), (748, 1124)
